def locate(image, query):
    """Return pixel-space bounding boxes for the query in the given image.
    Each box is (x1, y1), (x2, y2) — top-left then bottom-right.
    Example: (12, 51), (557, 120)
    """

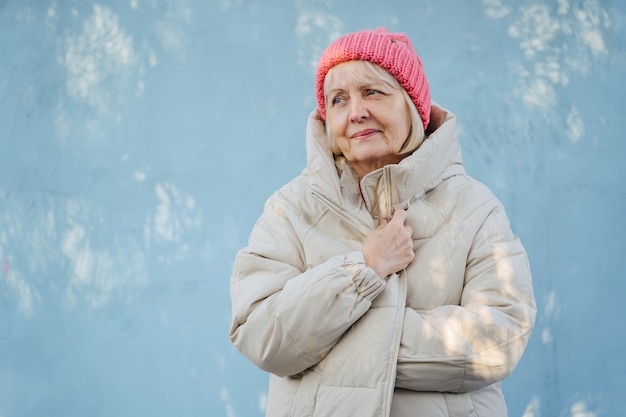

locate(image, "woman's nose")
(349, 97), (369, 122)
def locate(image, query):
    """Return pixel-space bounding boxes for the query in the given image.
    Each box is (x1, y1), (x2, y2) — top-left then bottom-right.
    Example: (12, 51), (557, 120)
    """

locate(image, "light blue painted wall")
(1, 1), (624, 416)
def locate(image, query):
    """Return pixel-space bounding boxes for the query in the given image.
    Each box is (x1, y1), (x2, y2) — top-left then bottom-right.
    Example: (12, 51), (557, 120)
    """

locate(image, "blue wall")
(1, 1), (624, 416)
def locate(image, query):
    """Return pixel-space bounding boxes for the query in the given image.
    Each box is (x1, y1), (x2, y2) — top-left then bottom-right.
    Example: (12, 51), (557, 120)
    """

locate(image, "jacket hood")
(302, 104), (465, 220)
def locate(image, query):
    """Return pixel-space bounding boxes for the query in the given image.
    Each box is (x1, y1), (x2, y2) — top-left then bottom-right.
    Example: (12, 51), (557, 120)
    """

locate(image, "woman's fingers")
(389, 209), (407, 224)
(363, 210), (414, 278)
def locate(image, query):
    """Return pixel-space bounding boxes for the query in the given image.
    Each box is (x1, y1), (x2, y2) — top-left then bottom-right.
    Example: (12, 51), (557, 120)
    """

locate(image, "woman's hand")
(362, 209), (414, 278)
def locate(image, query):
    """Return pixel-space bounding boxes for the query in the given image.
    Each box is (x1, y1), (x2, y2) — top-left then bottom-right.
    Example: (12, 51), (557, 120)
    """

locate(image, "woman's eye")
(332, 96), (343, 105)
(366, 89), (379, 96)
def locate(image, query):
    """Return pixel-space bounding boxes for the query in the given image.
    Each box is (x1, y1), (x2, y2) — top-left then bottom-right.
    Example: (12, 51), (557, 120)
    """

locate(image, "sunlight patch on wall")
(52, 3), (142, 141)
(505, 0), (610, 115)
(154, 21), (186, 59)
(570, 401), (597, 417)
(541, 327), (553, 345)
(483, 0), (512, 20)
(60, 4), (137, 114)
(220, 386), (237, 417)
(522, 396), (540, 417)
(295, 1), (343, 72)
(2, 263), (40, 319)
(535, 58), (569, 86)
(0, 200), (32, 318)
(544, 290), (558, 317)
(509, 5), (560, 60)
(47, 2), (57, 19)
(0, 194), (55, 318)
(258, 390), (268, 412)
(153, 0), (192, 62)
(61, 198), (148, 310)
(152, 182), (198, 243)
(566, 106), (584, 143)
(144, 182), (203, 263)
(133, 171), (147, 181)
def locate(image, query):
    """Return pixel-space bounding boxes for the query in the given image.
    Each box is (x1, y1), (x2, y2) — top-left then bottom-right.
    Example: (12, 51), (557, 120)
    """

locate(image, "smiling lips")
(351, 129), (380, 140)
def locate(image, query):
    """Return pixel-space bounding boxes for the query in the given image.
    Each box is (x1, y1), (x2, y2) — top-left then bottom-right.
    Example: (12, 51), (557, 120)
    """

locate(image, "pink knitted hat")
(315, 27), (431, 131)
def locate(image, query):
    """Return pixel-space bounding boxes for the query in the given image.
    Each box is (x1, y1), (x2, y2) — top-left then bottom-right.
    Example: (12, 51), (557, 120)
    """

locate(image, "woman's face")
(325, 61), (411, 178)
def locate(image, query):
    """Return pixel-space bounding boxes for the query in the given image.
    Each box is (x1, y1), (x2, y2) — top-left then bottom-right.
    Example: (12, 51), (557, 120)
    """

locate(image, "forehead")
(325, 61), (393, 90)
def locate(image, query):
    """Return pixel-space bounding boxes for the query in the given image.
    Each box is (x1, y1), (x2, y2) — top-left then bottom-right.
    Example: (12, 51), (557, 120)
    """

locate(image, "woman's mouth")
(351, 129), (379, 140)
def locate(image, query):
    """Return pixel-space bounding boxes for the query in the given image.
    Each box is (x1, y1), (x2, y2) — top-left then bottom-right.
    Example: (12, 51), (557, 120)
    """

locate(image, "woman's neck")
(351, 154), (408, 180)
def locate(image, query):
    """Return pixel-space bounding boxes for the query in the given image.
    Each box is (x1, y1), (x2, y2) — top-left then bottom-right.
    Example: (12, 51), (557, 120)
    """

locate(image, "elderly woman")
(229, 28), (536, 417)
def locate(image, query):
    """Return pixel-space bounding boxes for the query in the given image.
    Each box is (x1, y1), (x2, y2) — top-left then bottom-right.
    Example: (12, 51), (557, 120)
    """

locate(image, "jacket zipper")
(381, 166), (393, 221)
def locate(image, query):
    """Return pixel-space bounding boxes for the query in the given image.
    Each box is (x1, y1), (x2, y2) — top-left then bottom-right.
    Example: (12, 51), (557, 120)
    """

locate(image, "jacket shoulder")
(426, 173), (503, 218)
(264, 174), (319, 214)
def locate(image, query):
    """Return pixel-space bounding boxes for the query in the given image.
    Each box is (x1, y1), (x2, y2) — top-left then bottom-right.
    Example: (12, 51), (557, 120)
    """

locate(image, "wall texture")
(1, 1), (624, 416)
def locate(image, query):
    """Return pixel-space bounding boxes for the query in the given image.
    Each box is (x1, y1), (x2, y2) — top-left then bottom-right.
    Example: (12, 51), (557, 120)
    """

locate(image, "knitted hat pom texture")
(315, 27), (431, 131)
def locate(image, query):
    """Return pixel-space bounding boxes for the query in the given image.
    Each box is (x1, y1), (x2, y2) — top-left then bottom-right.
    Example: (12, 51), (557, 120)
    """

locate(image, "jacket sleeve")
(395, 198), (536, 393)
(229, 192), (386, 378)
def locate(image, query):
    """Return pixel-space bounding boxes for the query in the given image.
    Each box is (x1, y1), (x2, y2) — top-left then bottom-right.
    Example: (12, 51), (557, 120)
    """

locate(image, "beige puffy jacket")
(229, 105), (536, 417)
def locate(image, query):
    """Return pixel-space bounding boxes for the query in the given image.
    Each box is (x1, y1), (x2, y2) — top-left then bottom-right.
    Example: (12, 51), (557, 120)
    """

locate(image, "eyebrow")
(327, 87), (346, 96)
(327, 82), (387, 96)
